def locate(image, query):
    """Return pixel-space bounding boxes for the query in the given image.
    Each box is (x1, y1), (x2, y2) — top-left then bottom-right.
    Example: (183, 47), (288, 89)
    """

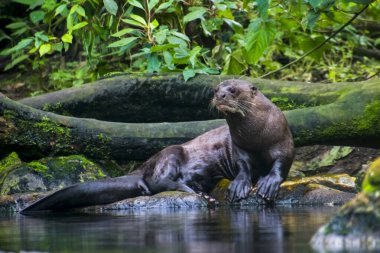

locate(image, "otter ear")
(250, 85), (258, 94)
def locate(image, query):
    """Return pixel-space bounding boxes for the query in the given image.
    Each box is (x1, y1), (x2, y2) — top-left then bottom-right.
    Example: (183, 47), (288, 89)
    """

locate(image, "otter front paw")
(227, 178), (252, 202)
(256, 174), (282, 201)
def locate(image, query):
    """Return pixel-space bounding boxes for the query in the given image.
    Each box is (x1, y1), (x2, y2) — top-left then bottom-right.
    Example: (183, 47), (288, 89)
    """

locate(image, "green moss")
(27, 161), (49, 173)
(270, 97), (305, 110)
(0, 152), (22, 191)
(27, 155), (107, 183)
(35, 116), (69, 137)
(97, 133), (112, 142)
(362, 157), (380, 195)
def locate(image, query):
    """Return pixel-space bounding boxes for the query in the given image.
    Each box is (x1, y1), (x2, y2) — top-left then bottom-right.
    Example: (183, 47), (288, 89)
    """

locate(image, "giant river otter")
(21, 79), (294, 213)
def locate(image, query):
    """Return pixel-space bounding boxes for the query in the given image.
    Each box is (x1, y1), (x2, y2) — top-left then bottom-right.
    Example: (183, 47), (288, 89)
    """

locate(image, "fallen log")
(19, 74), (340, 123)
(1, 77), (380, 163)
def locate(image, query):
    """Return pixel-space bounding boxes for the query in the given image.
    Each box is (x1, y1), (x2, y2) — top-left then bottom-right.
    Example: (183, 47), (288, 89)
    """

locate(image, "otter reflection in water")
(21, 80), (294, 213)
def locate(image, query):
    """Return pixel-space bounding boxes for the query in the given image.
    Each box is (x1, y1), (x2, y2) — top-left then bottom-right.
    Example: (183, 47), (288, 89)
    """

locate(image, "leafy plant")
(0, 0), (378, 89)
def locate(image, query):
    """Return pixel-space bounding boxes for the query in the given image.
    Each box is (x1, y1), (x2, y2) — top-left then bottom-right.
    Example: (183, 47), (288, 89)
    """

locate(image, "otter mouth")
(212, 98), (245, 117)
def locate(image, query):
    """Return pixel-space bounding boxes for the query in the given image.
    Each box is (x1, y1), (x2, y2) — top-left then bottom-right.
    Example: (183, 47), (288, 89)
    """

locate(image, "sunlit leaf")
(122, 18), (145, 28)
(39, 43), (51, 56)
(130, 14), (147, 26)
(61, 33), (73, 43)
(71, 21), (88, 31)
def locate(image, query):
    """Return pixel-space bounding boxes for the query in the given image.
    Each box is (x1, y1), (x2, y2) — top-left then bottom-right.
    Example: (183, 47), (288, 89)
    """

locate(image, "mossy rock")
(0, 154), (108, 195)
(311, 157), (380, 252)
(311, 193), (380, 252)
(362, 157), (380, 195)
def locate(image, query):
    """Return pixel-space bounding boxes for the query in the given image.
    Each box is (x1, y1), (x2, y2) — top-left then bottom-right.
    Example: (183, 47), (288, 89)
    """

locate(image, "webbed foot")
(256, 173), (282, 201)
(227, 178), (252, 202)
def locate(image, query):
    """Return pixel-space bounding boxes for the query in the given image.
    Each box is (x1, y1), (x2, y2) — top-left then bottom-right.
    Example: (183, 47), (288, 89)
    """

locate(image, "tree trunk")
(2, 76), (380, 163)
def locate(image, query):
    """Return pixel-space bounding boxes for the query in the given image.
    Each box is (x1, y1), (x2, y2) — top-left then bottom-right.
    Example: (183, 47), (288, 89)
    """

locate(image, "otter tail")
(20, 175), (151, 214)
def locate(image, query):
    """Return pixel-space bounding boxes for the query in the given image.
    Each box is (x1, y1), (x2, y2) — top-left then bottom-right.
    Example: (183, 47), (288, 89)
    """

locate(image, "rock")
(97, 191), (210, 210)
(212, 174), (356, 206)
(311, 157), (380, 252)
(0, 154), (108, 195)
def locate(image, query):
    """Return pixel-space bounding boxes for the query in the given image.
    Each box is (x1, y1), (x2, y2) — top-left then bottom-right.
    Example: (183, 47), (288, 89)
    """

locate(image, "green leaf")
(154, 29), (167, 44)
(156, 0), (173, 13)
(148, 0), (159, 11)
(71, 21), (88, 31)
(6, 22), (27, 30)
(183, 69), (196, 81)
(183, 7), (207, 24)
(222, 50), (246, 75)
(150, 19), (159, 30)
(171, 31), (190, 42)
(103, 0), (118, 15)
(223, 18), (243, 33)
(307, 0), (322, 9)
(147, 54), (160, 73)
(35, 31), (49, 42)
(256, 0), (269, 18)
(299, 36), (328, 61)
(4, 54), (29, 71)
(55, 4), (68, 16)
(0, 38), (33, 56)
(150, 44), (177, 52)
(12, 0), (35, 5)
(61, 33), (73, 43)
(75, 6), (86, 17)
(347, 0), (373, 3)
(30, 10), (45, 24)
(302, 11), (321, 30)
(130, 14), (147, 26)
(52, 42), (63, 52)
(168, 36), (188, 48)
(39, 43), (51, 56)
(122, 18), (145, 28)
(108, 37), (138, 47)
(111, 28), (135, 37)
(128, 0), (144, 10)
(244, 19), (276, 65)
(189, 46), (202, 67)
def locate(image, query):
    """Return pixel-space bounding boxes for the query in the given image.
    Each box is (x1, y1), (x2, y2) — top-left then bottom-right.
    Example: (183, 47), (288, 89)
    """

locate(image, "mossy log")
(1, 76), (380, 163)
(20, 74), (340, 123)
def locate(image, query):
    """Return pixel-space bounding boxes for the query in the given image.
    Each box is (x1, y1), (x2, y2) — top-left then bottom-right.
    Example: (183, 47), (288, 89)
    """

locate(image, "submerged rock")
(311, 157), (380, 252)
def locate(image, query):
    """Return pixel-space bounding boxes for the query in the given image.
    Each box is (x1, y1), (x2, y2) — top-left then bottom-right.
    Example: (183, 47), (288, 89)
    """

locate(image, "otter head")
(212, 80), (258, 117)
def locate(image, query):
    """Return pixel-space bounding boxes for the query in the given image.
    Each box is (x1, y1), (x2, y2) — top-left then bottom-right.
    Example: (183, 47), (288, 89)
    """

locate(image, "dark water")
(0, 206), (337, 253)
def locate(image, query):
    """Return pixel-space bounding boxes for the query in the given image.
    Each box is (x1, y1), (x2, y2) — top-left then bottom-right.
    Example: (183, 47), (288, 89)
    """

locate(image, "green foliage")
(0, 0), (379, 88)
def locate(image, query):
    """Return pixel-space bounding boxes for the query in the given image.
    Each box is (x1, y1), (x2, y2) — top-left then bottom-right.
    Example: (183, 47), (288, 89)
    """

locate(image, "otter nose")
(215, 92), (226, 100)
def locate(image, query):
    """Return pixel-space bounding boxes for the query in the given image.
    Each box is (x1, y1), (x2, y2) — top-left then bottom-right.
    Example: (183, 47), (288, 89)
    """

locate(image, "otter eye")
(228, 87), (236, 94)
